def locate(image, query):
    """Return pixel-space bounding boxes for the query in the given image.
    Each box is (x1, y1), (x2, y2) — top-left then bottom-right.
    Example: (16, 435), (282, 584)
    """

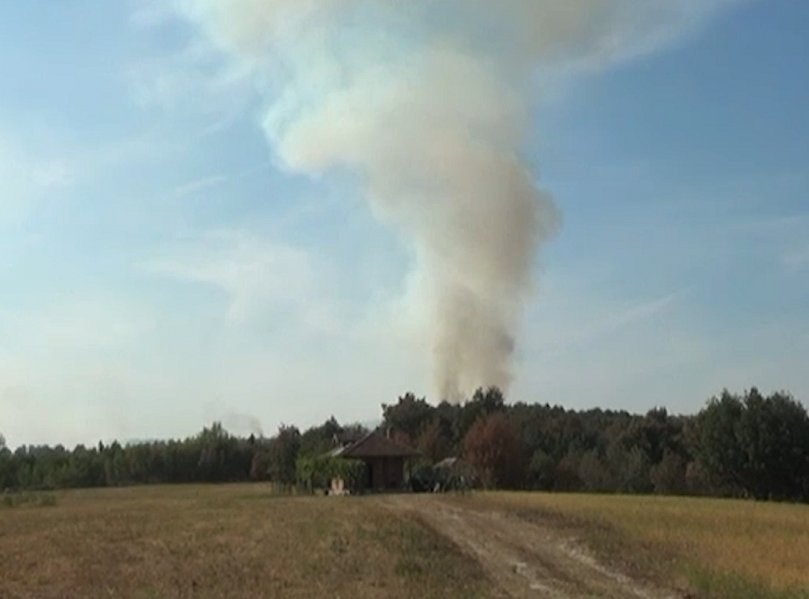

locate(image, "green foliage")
(299, 417), (343, 457)
(296, 456), (365, 492)
(267, 426), (301, 485)
(650, 449), (688, 495)
(1, 490), (58, 509)
(249, 451), (271, 481)
(383, 393), (435, 443)
(578, 450), (613, 492)
(527, 450), (557, 490)
(409, 461), (440, 492)
(684, 565), (809, 599)
(0, 423), (257, 491)
(2, 385), (808, 503)
(382, 388), (506, 451)
(416, 420), (453, 463)
(690, 388), (809, 500)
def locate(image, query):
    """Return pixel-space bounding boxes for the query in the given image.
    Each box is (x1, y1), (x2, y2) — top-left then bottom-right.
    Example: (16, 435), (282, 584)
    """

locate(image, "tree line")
(2, 387), (808, 502)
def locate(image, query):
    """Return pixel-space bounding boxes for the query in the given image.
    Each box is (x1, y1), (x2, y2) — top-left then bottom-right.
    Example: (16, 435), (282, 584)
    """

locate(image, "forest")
(2, 387), (808, 502)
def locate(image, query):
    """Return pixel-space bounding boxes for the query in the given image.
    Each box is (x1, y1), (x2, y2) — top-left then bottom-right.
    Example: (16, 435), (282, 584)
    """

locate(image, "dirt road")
(384, 495), (681, 599)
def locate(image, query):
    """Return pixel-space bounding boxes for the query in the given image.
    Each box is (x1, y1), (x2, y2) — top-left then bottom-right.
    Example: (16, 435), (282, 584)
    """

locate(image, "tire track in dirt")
(383, 495), (682, 599)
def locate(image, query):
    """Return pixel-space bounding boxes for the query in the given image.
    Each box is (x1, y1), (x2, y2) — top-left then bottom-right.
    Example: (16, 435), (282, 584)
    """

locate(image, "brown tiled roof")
(330, 431), (420, 459)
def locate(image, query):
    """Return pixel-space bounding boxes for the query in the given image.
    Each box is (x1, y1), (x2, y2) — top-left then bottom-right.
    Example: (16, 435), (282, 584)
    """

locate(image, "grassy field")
(470, 492), (809, 599)
(0, 485), (492, 599)
(4, 486), (809, 599)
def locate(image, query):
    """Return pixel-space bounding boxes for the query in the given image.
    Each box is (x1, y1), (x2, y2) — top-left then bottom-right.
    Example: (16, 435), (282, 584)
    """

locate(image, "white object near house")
(329, 477), (350, 496)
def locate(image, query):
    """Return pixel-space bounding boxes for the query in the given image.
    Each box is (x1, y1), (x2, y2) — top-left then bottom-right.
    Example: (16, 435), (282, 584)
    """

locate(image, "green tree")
(457, 387), (506, 440)
(691, 388), (809, 500)
(267, 426), (301, 485)
(196, 422), (238, 482)
(462, 412), (527, 489)
(650, 449), (687, 495)
(417, 419), (452, 463)
(578, 450), (613, 492)
(527, 449), (556, 490)
(299, 417), (342, 457)
(382, 393), (435, 443)
(0, 433), (14, 490)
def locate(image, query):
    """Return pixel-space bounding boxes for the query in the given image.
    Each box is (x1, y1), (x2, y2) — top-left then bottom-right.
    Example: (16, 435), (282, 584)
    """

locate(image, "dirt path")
(382, 495), (682, 599)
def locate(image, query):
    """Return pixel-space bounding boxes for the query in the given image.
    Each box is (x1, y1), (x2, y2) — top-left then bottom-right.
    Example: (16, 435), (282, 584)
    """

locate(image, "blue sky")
(1, 0), (807, 447)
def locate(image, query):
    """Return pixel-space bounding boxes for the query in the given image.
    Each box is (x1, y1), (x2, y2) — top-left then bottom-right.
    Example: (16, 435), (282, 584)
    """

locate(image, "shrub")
(296, 456), (365, 492)
(0, 490), (58, 508)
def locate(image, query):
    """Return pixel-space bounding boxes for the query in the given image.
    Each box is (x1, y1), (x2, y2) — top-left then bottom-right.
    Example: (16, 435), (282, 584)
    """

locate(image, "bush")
(296, 456), (365, 492)
(409, 462), (439, 493)
(0, 490), (58, 509)
(37, 493), (58, 507)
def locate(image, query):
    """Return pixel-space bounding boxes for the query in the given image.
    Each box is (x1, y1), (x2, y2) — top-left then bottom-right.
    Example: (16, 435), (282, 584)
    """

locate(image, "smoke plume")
(175, 0), (739, 400)
(223, 411), (264, 438)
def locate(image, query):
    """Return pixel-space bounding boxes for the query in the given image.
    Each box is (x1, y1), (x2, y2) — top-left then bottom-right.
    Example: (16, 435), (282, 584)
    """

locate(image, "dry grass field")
(3, 486), (809, 599)
(0, 485), (492, 599)
(469, 492), (809, 599)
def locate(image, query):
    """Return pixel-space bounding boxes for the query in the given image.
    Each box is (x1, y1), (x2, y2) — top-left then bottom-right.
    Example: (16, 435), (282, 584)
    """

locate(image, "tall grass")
(1, 491), (58, 509)
(479, 492), (809, 599)
(0, 484), (493, 599)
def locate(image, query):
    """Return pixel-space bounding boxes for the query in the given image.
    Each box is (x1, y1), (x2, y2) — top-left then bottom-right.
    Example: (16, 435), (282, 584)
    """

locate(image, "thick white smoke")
(175, 0), (742, 401)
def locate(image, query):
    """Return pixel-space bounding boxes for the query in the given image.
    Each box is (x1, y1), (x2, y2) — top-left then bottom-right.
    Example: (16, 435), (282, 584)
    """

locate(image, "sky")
(0, 0), (807, 448)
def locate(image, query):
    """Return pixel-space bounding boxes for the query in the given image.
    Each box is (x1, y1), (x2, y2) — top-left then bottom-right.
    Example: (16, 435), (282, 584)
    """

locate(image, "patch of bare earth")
(383, 494), (684, 599)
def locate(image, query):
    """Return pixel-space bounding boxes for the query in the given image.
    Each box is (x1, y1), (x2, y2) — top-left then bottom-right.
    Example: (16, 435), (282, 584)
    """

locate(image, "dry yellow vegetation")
(0, 485), (492, 599)
(5, 486), (809, 599)
(472, 492), (809, 599)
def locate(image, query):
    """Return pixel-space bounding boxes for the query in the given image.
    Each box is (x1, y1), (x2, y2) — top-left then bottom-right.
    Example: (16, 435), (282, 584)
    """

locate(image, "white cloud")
(32, 159), (77, 189)
(1, 0), (785, 449)
(1, 298), (154, 355)
(0, 265), (427, 447)
(125, 36), (253, 123)
(167, 163), (272, 200)
(525, 266), (683, 355)
(128, 0), (176, 29)
(172, 174), (228, 197)
(124, 0), (757, 138)
(593, 293), (680, 338)
(0, 131), (77, 225)
(0, 297), (158, 447)
(142, 229), (341, 329)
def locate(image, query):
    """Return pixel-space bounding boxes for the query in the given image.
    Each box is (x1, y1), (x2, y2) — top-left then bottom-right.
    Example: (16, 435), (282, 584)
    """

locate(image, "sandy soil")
(384, 494), (684, 599)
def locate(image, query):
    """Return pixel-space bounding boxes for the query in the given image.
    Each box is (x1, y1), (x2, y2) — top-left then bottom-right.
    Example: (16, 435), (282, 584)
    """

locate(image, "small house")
(328, 430), (420, 492)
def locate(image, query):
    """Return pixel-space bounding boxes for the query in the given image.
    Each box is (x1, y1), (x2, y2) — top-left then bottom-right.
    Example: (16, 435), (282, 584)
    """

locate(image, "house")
(328, 430), (420, 492)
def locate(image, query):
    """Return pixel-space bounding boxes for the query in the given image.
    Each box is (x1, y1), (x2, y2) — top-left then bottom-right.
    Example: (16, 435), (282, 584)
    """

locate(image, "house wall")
(365, 457), (405, 490)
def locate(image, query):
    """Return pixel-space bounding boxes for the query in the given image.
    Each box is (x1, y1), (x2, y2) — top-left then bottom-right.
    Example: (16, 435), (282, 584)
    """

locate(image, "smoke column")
(176, 0), (739, 401)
